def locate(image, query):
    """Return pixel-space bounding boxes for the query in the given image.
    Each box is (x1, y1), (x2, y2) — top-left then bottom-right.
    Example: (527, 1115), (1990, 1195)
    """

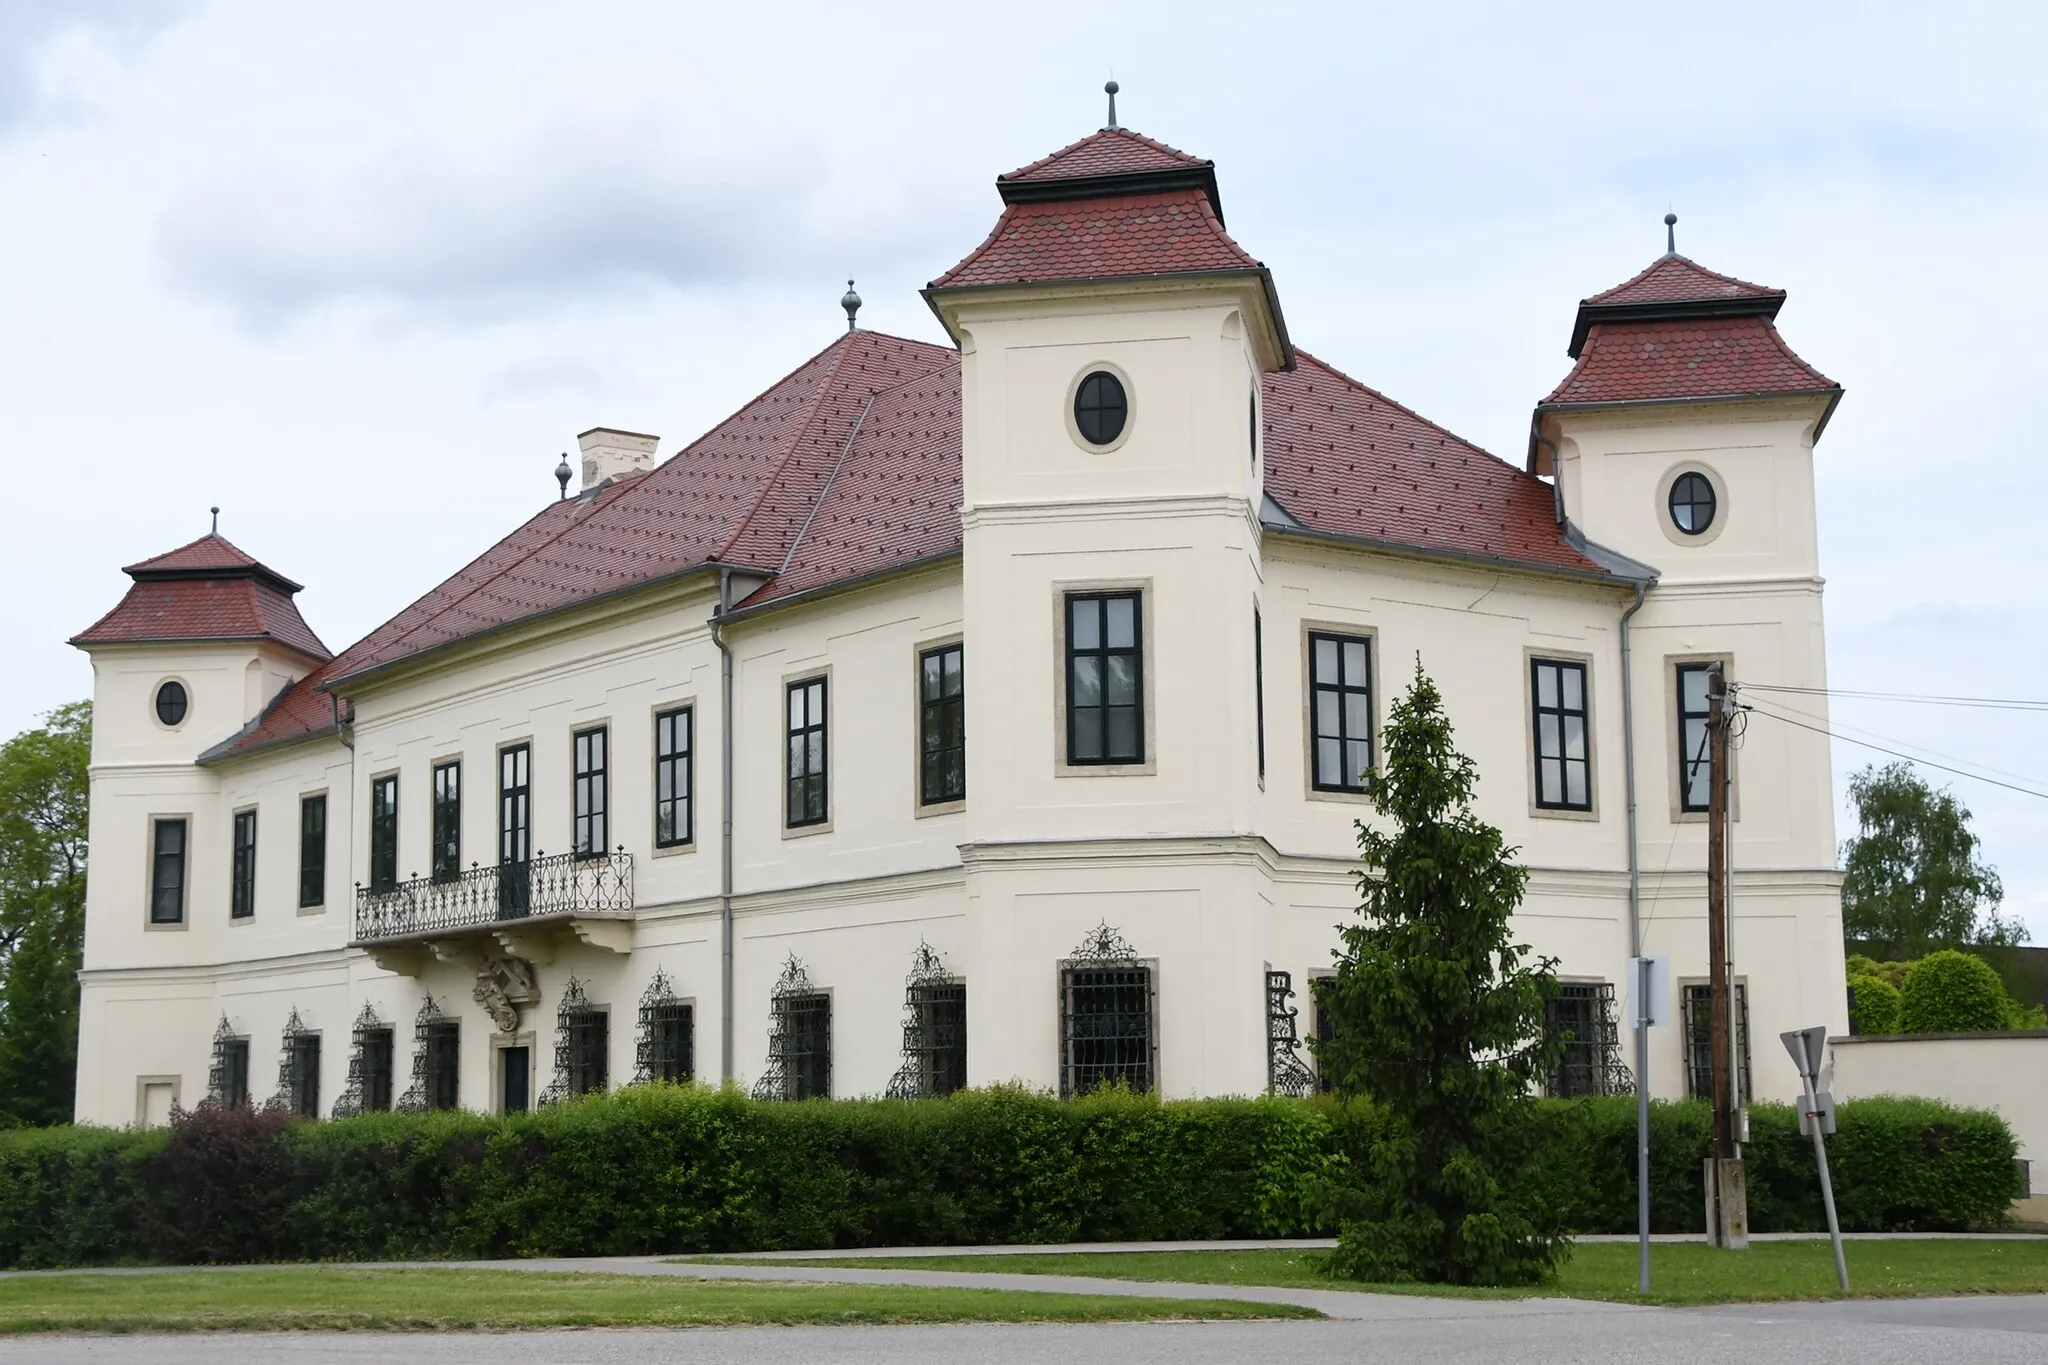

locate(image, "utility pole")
(1705, 663), (1748, 1247)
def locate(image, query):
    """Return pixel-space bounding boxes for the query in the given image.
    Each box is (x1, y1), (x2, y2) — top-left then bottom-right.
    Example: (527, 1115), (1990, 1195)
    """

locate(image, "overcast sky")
(3, 1), (2044, 939)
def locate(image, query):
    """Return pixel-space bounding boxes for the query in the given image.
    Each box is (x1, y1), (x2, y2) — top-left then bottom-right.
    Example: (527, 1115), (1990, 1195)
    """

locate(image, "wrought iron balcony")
(353, 849), (634, 945)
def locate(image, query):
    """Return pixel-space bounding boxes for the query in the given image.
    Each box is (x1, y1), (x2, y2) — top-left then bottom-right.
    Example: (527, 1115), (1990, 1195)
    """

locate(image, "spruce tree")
(1312, 662), (1567, 1286)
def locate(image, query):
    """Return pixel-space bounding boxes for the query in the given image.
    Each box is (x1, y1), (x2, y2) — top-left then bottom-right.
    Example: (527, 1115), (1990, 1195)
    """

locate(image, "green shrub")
(1848, 975), (1904, 1035)
(0, 1087), (2019, 1267)
(1901, 950), (2011, 1033)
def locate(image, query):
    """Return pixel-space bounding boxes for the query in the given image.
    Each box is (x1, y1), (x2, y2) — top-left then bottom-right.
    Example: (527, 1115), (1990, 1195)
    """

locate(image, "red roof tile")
(1543, 315), (1837, 407)
(124, 534), (263, 577)
(1586, 254), (1783, 307)
(1001, 128), (1209, 184)
(73, 533), (329, 657)
(930, 190), (1260, 290)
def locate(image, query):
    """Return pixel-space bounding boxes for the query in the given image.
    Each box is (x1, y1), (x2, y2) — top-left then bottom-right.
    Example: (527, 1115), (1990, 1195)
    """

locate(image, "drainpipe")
(1619, 576), (1650, 1296)
(330, 695), (356, 930)
(711, 569), (737, 1083)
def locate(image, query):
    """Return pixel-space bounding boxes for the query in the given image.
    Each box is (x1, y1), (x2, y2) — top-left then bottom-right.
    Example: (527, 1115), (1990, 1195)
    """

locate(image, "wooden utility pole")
(1705, 662), (1747, 1246)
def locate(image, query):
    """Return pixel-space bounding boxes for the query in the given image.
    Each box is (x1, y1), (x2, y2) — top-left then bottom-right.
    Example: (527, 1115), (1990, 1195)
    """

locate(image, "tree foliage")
(0, 702), (91, 1127)
(1841, 762), (2018, 959)
(1310, 662), (1567, 1286)
(1899, 950), (2017, 1034)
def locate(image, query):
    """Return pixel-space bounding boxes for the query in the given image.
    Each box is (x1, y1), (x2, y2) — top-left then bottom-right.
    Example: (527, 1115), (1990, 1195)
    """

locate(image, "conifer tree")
(1312, 662), (1567, 1286)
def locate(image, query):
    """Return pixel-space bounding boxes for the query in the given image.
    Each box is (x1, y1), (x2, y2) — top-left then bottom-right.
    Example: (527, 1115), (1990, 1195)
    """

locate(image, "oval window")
(155, 680), (189, 727)
(1073, 371), (1128, 447)
(1668, 472), (1717, 536)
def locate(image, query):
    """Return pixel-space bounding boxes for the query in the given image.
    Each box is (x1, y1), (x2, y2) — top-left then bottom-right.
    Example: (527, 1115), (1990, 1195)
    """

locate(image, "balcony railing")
(353, 849), (634, 944)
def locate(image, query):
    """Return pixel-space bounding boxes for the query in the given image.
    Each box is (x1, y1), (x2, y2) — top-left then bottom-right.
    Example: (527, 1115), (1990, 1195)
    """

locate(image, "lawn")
(735, 1239), (2048, 1307)
(0, 1268), (1320, 1334)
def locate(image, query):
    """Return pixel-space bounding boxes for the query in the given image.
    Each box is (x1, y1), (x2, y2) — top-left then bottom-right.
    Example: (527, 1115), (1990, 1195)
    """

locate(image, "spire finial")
(554, 453), (572, 500)
(841, 279), (861, 332)
(1104, 79), (1120, 130)
(1664, 211), (1678, 257)
(209, 506), (219, 535)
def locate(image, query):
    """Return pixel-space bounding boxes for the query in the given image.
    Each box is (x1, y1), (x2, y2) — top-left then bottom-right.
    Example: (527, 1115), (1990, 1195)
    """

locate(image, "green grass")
(0, 1268), (1320, 1334)
(722, 1240), (2048, 1307)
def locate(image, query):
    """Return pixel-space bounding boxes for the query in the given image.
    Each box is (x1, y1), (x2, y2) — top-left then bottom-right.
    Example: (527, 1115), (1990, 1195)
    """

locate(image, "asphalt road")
(2, 1296), (2043, 1365)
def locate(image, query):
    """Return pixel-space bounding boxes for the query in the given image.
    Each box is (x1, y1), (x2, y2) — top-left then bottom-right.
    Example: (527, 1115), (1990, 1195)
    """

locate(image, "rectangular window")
(298, 795), (326, 908)
(573, 727), (608, 857)
(498, 745), (531, 917)
(1065, 591), (1143, 765)
(150, 818), (187, 925)
(432, 761), (461, 882)
(1254, 608), (1265, 781)
(288, 1032), (321, 1117)
(1531, 658), (1592, 811)
(1060, 963), (1154, 1097)
(654, 707), (693, 847)
(1310, 631), (1374, 792)
(369, 774), (399, 894)
(900, 980), (967, 1097)
(218, 1037), (250, 1106)
(919, 643), (966, 805)
(776, 993), (832, 1099)
(1682, 982), (1752, 1103)
(362, 1028), (394, 1112)
(425, 1020), (460, 1111)
(500, 1044), (529, 1114)
(566, 1007), (609, 1096)
(1677, 663), (1715, 813)
(786, 678), (828, 828)
(1544, 982), (1628, 1097)
(647, 1002), (694, 1083)
(230, 810), (257, 919)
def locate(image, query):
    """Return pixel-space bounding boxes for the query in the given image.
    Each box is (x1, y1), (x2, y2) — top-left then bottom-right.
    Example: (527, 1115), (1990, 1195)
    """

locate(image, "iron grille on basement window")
(1310, 631), (1373, 791)
(360, 1027), (394, 1112)
(919, 643), (965, 805)
(1676, 663), (1715, 813)
(424, 1019), (460, 1110)
(283, 1026), (321, 1117)
(786, 678), (828, 827)
(151, 817), (187, 925)
(1059, 925), (1154, 1097)
(1531, 658), (1592, 811)
(892, 981), (967, 1098)
(573, 727), (608, 857)
(298, 794), (326, 908)
(754, 957), (832, 1102)
(431, 760), (461, 881)
(369, 774), (399, 894)
(1543, 982), (1632, 1097)
(565, 1003), (608, 1097)
(654, 707), (692, 847)
(1682, 982), (1752, 1103)
(1265, 970), (1314, 1097)
(1065, 591), (1143, 764)
(207, 1018), (249, 1106)
(230, 809), (257, 919)
(498, 744), (531, 917)
(641, 1000), (693, 1083)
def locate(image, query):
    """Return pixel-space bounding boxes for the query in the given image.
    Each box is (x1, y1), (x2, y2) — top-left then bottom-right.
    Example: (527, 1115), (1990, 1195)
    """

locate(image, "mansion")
(71, 111), (1849, 1125)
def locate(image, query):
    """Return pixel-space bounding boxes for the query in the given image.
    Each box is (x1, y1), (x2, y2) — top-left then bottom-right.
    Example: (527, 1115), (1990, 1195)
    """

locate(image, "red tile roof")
(1543, 315), (1837, 407)
(929, 189), (1261, 290)
(1001, 128), (1209, 184)
(125, 535), (263, 576)
(72, 534), (329, 658)
(1585, 254), (1783, 308)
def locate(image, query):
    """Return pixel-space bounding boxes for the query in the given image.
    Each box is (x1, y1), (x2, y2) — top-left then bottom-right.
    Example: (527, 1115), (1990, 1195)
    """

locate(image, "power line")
(1740, 683), (2048, 713)
(1743, 703), (2048, 802)
(1741, 692), (2044, 789)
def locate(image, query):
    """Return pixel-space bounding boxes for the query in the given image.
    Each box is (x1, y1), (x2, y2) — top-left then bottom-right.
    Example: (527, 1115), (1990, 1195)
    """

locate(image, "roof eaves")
(1567, 293), (1786, 359)
(1534, 386), (1843, 422)
(996, 163), (1226, 226)
(195, 681), (337, 766)
(1262, 523), (1622, 587)
(1561, 522), (1661, 583)
(720, 549), (963, 624)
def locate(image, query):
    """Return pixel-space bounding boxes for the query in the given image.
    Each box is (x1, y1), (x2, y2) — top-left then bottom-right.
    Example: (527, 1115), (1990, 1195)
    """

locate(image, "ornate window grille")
(396, 996), (460, 1112)
(1309, 974), (1338, 1093)
(1543, 981), (1633, 1097)
(269, 1007), (322, 1116)
(631, 968), (694, 1084)
(752, 956), (831, 1101)
(1059, 923), (1154, 1098)
(1682, 982), (1752, 1103)
(885, 943), (966, 1099)
(205, 1015), (250, 1107)
(1265, 969), (1314, 1097)
(539, 978), (608, 1106)
(330, 1004), (395, 1117)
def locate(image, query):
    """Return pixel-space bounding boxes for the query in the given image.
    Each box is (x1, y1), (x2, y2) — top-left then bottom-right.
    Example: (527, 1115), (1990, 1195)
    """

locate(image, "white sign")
(1626, 955), (1671, 1029)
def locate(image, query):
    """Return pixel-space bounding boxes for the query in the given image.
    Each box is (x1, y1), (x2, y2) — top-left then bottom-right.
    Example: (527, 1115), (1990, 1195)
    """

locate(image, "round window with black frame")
(1073, 371), (1128, 446)
(1668, 471), (1717, 535)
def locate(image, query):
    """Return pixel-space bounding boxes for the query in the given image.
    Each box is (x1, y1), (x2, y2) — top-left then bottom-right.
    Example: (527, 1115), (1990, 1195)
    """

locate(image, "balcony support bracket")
(573, 918), (634, 956)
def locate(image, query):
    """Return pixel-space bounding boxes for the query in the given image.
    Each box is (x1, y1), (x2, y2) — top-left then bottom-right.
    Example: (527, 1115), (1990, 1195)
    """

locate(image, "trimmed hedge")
(1901, 950), (2013, 1033)
(0, 1088), (2020, 1268)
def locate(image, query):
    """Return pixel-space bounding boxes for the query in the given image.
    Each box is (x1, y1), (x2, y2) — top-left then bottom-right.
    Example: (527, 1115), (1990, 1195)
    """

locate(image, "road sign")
(1627, 955), (1670, 1029)
(1780, 1022), (1849, 1290)
(1781, 1025), (1828, 1082)
(1798, 1089), (1838, 1137)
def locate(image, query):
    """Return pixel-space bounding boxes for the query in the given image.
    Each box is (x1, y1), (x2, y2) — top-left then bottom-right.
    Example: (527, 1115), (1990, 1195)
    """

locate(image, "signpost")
(1628, 954), (1669, 1294)
(1781, 1024), (1850, 1291)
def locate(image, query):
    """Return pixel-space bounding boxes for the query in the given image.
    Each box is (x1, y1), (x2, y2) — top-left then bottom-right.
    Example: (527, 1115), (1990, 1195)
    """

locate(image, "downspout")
(1620, 578), (1648, 959)
(330, 695), (355, 929)
(711, 569), (737, 1083)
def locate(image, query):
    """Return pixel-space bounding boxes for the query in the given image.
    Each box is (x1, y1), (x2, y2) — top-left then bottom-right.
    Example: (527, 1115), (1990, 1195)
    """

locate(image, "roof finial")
(841, 279), (861, 332)
(554, 453), (572, 500)
(1664, 211), (1678, 258)
(1104, 79), (1120, 131)
(209, 506), (219, 536)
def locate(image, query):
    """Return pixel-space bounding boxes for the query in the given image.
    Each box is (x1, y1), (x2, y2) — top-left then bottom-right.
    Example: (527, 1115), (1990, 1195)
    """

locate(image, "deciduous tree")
(1841, 762), (2017, 959)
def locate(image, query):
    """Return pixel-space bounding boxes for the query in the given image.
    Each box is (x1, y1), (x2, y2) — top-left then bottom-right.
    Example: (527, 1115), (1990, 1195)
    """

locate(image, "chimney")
(576, 427), (659, 490)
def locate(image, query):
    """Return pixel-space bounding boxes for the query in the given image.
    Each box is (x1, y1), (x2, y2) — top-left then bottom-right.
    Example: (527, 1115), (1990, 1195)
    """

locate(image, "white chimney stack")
(576, 427), (659, 490)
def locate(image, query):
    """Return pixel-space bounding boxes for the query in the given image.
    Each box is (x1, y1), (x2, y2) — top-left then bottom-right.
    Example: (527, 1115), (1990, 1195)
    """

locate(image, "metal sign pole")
(1636, 955), (1651, 1296)
(1782, 1025), (1849, 1292)
(1804, 1070), (1850, 1291)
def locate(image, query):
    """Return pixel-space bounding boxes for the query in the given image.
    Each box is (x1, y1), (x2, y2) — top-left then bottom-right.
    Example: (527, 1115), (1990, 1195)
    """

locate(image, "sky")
(1, 2), (2044, 938)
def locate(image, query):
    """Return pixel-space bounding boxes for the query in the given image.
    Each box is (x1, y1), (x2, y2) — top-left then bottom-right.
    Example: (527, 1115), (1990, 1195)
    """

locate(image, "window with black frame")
(362, 1027), (394, 1112)
(1060, 963), (1154, 1096)
(288, 1032), (321, 1117)
(1682, 982), (1751, 1102)
(369, 774), (399, 893)
(1066, 591), (1143, 765)
(786, 678), (828, 827)
(498, 745), (531, 916)
(654, 707), (692, 847)
(573, 727), (608, 856)
(779, 993), (831, 1099)
(298, 795), (325, 908)
(919, 643), (965, 805)
(229, 810), (257, 919)
(209, 1026), (250, 1106)
(150, 818), (187, 924)
(424, 1019), (460, 1111)
(1531, 658), (1592, 811)
(903, 980), (967, 1097)
(565, 1006), (608, 1097)
(1676, 663), (1715, 813)
(1543, 982), (1629, 1097)
(1309, 631), (1373, 792)
(431, 760), (460, 881)
(645, 1001), (693, 1083)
